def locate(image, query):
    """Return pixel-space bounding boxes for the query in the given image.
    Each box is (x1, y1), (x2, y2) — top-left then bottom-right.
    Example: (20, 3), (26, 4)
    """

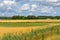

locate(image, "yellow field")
(0, 20), (60, 40)
(0, 19), (60, 22)
(0, 20), (60, 36)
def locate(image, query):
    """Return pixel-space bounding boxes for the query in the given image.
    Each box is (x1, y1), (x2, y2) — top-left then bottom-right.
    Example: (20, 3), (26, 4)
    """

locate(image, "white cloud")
(30, 0), (59, 2)
(0, 3), (4, 7)
(40, 7), (49, 13)
(1, 14), (5, 16)
(40, 6), (56, 13)
(30, 4), (38, 11)
(30, 0), (45, 2)
(52, 2), (60, 6)
(0, 13), (5, 16)
(57, 2), (60, 4)
(19, 4), (56, 15)
(21, 4), (30, 10)
(7, 7), (12, 9)
(2, 0), (16, 11)
(46, 0), (60, 6)
(32, 4), (37, 8)
(29, 12), (33, 15)
(30, 0), (60, 6)
(3, 0), (16, 5)
(46, 0), (58, 2)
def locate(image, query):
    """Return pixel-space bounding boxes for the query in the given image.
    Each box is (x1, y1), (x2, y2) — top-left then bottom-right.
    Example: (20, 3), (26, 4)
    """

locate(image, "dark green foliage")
(12, 16), (26, 19)
(26, 15), (37, 19)
(10, 16), (60, 19)
(1, 15), (60, 19)
(0, 17), (12, 20)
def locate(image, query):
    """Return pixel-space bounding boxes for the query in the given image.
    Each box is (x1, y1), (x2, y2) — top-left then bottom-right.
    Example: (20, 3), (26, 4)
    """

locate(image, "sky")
(0, 0), (60, 17)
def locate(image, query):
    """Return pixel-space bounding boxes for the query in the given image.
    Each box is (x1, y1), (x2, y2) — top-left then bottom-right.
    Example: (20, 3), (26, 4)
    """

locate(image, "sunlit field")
(1, 25), (60, 40)
(0, 20), (60, 40)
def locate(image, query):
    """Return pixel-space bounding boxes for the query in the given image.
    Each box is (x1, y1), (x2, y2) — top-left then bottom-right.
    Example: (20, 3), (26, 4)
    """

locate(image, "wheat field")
(0, 19), (60, 22)
(0, 20), (60, 40)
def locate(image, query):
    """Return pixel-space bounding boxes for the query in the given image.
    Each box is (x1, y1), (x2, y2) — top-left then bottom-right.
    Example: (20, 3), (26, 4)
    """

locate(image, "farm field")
(0, 20), (60, 40)
(0, 22), (49, 27)
(0, 19), (60, 22)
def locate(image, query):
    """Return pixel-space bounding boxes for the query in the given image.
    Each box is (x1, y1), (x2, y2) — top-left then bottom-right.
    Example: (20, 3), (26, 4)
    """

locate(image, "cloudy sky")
(0, 0), (60, 16)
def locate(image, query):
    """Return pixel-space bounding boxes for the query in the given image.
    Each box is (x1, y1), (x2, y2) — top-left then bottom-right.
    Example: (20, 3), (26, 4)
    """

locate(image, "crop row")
(0, 22), (49, 27)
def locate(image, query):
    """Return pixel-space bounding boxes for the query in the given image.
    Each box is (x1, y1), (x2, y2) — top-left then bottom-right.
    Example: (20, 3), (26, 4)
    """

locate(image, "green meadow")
(0, 22), (49, 27)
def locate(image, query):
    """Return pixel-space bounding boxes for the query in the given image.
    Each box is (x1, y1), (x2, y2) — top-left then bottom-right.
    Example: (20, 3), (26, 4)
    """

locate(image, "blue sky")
(0, 0), (60, 17)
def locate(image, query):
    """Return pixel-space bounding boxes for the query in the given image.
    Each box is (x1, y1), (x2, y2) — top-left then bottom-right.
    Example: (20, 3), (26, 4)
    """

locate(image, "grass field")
(0, 20), (60, 40)
(0, 22), (49, 27)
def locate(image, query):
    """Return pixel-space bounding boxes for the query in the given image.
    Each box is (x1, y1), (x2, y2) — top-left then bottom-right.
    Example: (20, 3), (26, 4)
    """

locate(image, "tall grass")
(1, 25), (60, 40)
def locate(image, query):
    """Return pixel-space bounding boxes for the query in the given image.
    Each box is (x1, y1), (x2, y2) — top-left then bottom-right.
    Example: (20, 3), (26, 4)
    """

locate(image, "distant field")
(0, 22), (49, 27)
(0, 19), (60, 22)
(0, 19), (60, 27)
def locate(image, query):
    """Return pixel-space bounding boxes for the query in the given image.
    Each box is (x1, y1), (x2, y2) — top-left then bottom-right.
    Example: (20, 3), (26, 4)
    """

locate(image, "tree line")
(10, 15), (60, 19)
(0, 15), (60, 19)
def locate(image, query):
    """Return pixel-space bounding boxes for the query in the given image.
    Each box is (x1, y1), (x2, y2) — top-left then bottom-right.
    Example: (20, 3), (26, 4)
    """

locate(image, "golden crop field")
(0, 19), (60, 22)
(0, 20), (60, 40)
